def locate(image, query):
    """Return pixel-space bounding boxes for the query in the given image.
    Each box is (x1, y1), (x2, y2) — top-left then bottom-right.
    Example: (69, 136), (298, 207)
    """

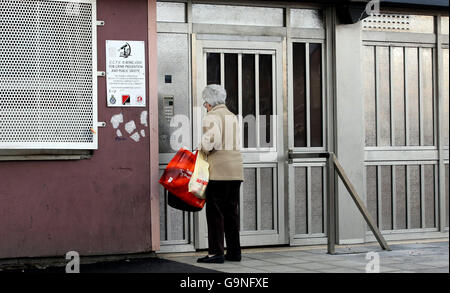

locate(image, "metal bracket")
(97, 122), (107, 128)
(97, 71), (105, 77)
(96, 20), (105, 26)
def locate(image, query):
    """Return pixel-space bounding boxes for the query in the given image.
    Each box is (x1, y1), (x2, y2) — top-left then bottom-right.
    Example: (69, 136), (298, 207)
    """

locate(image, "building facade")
(0, 0), (448, 259)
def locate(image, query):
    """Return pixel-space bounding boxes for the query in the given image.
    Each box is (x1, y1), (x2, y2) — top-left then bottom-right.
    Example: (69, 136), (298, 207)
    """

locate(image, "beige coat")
(199, 104), (244, 181)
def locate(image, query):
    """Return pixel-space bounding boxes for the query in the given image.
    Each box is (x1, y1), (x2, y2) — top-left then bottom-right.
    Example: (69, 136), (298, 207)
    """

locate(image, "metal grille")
(0, 0), (96, 149)
(363, 14), (411, 31)
(362, 14), (434, 34)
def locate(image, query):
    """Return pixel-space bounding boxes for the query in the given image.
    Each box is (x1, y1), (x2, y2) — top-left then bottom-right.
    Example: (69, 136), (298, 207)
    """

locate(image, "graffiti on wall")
(110, 111), (147, 142)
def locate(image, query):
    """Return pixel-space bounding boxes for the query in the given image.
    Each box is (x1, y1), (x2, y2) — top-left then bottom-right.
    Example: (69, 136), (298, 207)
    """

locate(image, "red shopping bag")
(159, 147), (206, 210)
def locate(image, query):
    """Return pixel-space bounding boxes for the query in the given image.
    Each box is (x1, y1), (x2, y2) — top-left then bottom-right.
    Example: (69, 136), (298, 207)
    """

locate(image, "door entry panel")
(194, 38), (286, 248)
(157, 33), (195, 253)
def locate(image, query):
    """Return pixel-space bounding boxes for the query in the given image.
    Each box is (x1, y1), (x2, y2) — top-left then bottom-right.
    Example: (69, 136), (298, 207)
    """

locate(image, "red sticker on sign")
(122, 95), (130, 105)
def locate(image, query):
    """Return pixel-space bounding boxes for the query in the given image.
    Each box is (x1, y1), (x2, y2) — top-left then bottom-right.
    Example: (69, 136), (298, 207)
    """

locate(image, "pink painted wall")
(0, 0), (159, 259)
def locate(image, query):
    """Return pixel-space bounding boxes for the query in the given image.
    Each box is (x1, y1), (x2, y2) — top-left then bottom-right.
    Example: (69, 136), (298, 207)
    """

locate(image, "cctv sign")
(106, 40), (146, 107)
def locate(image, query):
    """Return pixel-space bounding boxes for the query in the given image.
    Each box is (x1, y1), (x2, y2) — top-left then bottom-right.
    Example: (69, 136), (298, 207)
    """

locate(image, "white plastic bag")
(188, 151), (209, 199)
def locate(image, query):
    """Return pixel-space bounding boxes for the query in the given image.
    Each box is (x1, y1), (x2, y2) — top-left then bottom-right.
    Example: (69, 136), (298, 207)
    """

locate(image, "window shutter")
(0, 0), (97, 149)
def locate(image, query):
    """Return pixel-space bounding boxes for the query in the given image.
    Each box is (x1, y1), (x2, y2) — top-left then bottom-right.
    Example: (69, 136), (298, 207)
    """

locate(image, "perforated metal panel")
(362, 14), (434, 33)
(0, 0), (97, 149)
(363, 14), (411, 31)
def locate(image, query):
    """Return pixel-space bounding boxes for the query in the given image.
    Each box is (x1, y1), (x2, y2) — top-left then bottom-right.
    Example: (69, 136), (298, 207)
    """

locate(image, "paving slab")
(327, 260), (368, 269)
(282, 269), (321, 273)
(194, 263), (243, 270)
(415, 260), (450, 268)
(263, 257), (314, 265)
(239, 259), (277, 268)
(315, 268), (364, 273)
(257, 265), (300, 273)
(219, 267), (269, 273)
(412, 268), (449, 273)
(290, 262), (339, 271)
(387, 262), (440, 271)
(276, 251), (322, 258)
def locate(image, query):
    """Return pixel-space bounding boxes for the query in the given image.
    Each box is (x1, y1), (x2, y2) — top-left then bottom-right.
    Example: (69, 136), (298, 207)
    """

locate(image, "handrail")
(289, 150), (391, 253)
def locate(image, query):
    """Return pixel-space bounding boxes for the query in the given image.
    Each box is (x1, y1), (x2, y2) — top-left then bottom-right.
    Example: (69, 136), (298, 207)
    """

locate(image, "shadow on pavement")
(3, 257), (221, 273)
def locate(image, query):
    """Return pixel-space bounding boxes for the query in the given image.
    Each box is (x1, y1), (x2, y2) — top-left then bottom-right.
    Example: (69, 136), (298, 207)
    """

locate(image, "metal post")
(326, 153), (336, 254)
(330, 152), (391, 251)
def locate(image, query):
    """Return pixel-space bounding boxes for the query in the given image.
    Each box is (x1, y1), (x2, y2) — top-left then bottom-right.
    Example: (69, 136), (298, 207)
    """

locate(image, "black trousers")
(205, 180), (242, 256)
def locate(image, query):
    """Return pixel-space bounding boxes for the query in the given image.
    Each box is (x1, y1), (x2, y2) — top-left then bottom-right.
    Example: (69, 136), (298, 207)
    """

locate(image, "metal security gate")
(158, 167), (194, 252)
(156, 1), (331, 251)
(157, 31), (195, 253)
(361, 13), (449, 240)
(193, 37), (286, 248)
(287, 38), (329, 245)
(0, 0), (98, 150)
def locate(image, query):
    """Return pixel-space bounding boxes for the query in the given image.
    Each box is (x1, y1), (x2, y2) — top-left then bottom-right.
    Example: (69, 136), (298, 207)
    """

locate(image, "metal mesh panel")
(0, 0), (96, 149)
(362, 14), (434, 33)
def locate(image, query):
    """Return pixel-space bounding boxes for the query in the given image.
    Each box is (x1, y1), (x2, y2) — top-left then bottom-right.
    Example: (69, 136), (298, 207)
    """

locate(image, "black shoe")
(225, 254), (241, 261)
(197, 255), (224, 263)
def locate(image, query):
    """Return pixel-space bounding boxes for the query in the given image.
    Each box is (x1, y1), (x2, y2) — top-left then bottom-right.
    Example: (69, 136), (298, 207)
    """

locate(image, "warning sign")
(106, 40), (146, 107)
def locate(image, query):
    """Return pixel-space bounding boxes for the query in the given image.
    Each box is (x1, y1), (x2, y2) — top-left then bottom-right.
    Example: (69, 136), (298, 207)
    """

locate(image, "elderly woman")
(197, 84), (244, 264)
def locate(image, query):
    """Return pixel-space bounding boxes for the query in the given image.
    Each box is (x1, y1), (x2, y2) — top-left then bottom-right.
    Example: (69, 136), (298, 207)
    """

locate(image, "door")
(287, 39), (329, 246)
(193, 36), (287, 248)
(362, 42), (441, 234)
(157, 33), (195, 253)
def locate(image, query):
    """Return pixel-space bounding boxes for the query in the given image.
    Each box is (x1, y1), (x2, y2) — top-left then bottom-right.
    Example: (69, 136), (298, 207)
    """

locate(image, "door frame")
(192, 34), (287, 249)
(286, 36), (330, 246)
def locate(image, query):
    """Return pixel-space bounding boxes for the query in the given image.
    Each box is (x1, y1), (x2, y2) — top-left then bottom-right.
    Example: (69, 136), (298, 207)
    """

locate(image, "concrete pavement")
(1, 238), (447, 273)
(158, 239), (449, 273)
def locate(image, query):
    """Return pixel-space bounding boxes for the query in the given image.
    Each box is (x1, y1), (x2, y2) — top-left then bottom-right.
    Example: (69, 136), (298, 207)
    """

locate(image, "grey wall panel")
(409, 165), (421, 229)
(443, 49), (449, 147)
(363, 46), (377, 147)
(157, 33), (190, 153)
(295, 167), (307, 234)
(192, 4), (284, 27)
(260, 168), (274, 230)
(377, 46), (392, 146)
(336, 18), (366, 242)
(159, 182), (167, 241)
(290, 9), (323, 29)
(381, 166), (393, 230)
(420, 48), (434, 146)
(160, 166), (187, 242)
(446, 164), (449, 227)
(392, 47), (406, 146)
(366, 166), (378, 229)
(362, 14), (434, 34)
(243, 168), (257, 231)
(157, 2), (186, 23)
(311, 167), (323, 234)
(424, 165), (436, 228)
(168, 205), (185, 241)
(395, 165), (407, 230)
(405, 48), (420, 146)
(442, 17), (449, 35)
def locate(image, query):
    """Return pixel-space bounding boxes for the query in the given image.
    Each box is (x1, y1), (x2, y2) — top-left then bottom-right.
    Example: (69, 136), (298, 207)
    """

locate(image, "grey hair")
(202, 84), (226, 107)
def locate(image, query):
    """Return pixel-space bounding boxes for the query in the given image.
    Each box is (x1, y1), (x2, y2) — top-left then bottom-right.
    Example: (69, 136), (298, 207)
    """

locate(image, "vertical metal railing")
(288, 151), (391, 254)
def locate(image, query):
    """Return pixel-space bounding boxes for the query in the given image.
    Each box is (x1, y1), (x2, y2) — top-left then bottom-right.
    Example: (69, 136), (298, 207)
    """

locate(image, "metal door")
(193, 36), (287, 248)
(157, 32), (195, 253)
(287, 39), (330, 246)
(361, 13), (449, 239)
